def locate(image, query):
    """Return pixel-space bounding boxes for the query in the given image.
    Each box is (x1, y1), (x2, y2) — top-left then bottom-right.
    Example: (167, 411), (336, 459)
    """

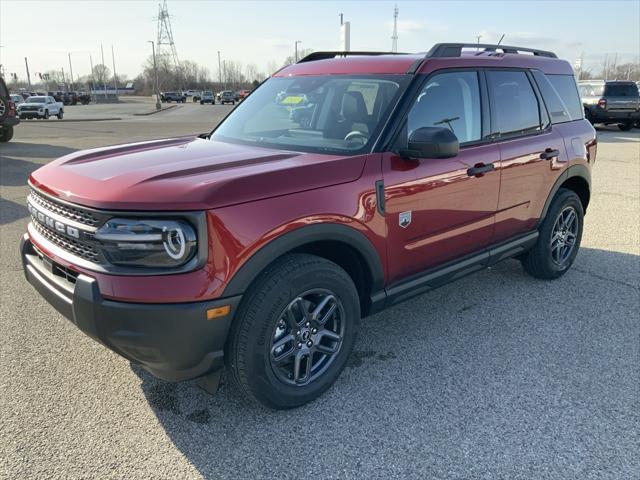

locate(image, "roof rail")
(297, 51), (406, 63)
(426, 43), (557, 59)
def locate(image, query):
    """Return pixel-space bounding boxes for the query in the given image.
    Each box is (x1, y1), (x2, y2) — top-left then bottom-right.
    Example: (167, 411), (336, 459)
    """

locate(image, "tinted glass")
(213, 75), (407, 154)
(604, 83), (639, 97)
(487, 71), (541, 135)
(578, 83), (604, 97)
(408, 71), (482, 144)
(532, 71), (570, 123)
(547, 74), (583, 120)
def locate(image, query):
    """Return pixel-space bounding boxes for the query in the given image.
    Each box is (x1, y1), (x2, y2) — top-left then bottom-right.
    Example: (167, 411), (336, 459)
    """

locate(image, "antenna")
(156, 0), (180, 70)
(391, 4), (399, 53)
(497, 34), (505, 46)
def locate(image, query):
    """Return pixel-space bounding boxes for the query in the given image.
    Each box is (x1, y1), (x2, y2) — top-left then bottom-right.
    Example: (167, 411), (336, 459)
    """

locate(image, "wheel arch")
(538, 164), (591, 227)
(222, 223), (385, 317)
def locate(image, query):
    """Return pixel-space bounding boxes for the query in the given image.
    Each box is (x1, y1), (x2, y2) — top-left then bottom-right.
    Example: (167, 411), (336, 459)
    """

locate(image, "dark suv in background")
(579, 80), (640, 130)
(21, 43), (596, 409)
(0, 75), (20, 142)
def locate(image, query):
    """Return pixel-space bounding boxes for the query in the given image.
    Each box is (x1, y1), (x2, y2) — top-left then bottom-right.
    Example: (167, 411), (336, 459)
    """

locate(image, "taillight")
(597, 98), (607, 109)
(7, 100), (16, 117)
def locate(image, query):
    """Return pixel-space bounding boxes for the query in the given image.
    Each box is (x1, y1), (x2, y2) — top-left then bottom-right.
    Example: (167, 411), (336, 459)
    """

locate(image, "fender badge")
(399, 210), (412, 228)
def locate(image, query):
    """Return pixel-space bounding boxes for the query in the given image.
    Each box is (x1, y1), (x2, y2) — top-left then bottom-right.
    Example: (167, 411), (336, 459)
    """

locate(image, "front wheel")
(520, 188), (584, 279)
(226, 254), (360, 409)
(43, 110), (50, 119)
(57, 110), (64, 119)
(618, 122), (633, 131)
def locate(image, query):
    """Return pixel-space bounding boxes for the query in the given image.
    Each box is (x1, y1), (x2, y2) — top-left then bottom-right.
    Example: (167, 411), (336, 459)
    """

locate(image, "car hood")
(19, 102), (46, 107)
(29, 137), (366, 211)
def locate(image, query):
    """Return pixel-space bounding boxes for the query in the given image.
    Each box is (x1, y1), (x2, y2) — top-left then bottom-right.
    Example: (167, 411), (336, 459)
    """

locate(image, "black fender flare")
(222, 223), (385, 298)
(537, 164), (591, 227)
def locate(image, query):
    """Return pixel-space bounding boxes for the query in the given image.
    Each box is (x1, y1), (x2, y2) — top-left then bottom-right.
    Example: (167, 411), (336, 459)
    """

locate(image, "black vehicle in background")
(160, 91), (186, 103)
(0, 76), (20, 142)
(579, 80), (640, 130)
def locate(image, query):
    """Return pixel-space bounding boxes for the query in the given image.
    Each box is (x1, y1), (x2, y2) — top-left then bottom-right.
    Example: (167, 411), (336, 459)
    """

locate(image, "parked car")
(160, 91), (186, 103)
(238, 89), (252, 100)
(20, 43), (595, 410)
(17, 95), (64, 119)
(77, 91), (91, 105)
(200, 90), (215, 104)
(192, 91), (202, 102)
(579, 80), (640, 130)
(1, 76), (20, 142)
(65, 91), (79, 105)
(184, 89), (199, 97)
(10, 94), (25, 107)
(219, 90), (236, 104)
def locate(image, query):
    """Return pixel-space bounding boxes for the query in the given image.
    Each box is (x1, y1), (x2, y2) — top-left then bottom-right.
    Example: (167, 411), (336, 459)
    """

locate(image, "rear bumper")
(587, 108), (640, 122)
(2, 116), (20, 127)
(20, 234), (241, 381)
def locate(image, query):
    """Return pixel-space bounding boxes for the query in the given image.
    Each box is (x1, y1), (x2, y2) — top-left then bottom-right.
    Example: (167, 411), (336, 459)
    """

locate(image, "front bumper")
(20, 235), (241, 381)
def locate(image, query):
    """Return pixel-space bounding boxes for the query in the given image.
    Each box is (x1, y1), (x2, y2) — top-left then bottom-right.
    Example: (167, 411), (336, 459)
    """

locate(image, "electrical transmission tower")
(156, 0), (180, 70)
(391, 4), (399, 53)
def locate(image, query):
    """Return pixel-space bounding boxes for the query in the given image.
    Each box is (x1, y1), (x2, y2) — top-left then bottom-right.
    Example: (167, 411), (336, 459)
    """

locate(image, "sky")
(1, 0), (639, 82)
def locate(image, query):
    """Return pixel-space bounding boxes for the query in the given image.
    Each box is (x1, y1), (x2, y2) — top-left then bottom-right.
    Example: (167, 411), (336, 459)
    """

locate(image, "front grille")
(29, 188), (100, 227)
(31, 219), (100, 262)
(20, 106), (40, 111)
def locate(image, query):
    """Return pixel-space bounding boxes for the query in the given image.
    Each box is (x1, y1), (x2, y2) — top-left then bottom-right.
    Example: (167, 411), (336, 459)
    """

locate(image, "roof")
(275, 44), (574, 77)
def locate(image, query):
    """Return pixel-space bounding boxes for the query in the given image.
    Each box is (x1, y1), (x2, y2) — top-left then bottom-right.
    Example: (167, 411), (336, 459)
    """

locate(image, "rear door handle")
(467, 163), (495, 177)
(540, 148), (560, 160)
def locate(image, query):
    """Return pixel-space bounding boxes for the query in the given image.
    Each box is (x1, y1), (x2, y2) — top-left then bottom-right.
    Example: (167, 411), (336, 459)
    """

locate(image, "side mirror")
(400, 127), (459, 159)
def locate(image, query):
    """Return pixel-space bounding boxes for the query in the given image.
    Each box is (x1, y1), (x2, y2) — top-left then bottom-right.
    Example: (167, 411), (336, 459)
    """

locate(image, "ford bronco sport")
(21, 43), (596, 409)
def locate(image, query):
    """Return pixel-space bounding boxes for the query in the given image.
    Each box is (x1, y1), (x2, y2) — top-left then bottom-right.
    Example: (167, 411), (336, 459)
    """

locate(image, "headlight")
(95, 218), (197, 268)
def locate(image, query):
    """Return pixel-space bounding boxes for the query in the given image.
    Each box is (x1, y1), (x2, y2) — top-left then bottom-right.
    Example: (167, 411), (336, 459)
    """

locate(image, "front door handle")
(540, 148), (560, 160)
(467, 163), (495, 177)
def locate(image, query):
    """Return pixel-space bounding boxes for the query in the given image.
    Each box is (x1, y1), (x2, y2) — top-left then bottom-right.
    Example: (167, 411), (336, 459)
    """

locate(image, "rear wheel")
(0, 126), (14, 142)
(521, 188), (583, 279)
(43, 110), (50, 119)
(618, 122), (633, 131)
(57, 110), (64, 120)
(226, 254), (359, 409)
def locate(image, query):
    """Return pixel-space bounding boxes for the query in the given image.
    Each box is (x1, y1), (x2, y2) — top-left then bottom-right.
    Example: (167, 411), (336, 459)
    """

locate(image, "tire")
(57, 110), (64, 120)
(226, 253), (360, 409)
(584, 109), (594, 125)
(43, 110), (49, 119)
(0, 126), (14, 142)
(520, 188), (584, 279)
(618, 122), (633, 131)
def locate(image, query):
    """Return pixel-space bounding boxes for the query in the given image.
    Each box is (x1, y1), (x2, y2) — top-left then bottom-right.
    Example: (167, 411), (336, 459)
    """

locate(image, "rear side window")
(547, 75), (583, 121)
(604, 83), (639, 97)
(487, 70), (542, 135)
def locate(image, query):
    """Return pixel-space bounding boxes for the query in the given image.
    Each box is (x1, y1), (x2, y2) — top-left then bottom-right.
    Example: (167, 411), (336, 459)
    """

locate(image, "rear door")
(383, 70), (500, 284)
(487, 69), (569, 242)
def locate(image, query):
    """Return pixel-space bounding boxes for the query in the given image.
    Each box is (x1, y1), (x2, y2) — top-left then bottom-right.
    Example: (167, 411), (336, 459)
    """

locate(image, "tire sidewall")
(539, 190), (584, 276)
(234, 256), (359, 408)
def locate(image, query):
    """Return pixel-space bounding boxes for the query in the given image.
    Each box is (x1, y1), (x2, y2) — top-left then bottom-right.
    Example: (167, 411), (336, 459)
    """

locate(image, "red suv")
(21, 43), (596, 409)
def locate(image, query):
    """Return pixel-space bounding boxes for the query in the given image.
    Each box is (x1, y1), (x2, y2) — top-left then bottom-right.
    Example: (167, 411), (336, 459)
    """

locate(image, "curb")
(133, 105), (179, 116)
(20, 117), (122, 123)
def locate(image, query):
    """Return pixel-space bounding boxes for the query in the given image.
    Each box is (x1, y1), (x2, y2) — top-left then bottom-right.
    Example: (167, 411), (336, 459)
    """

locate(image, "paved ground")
(1, 106), (638, 479)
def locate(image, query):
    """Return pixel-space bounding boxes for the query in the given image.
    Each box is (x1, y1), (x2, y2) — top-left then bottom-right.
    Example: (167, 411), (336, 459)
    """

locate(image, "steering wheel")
(344, 130), (368, 144)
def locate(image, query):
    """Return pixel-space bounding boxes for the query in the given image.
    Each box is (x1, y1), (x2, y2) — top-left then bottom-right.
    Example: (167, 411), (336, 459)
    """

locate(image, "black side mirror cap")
(400, 127), (459, 159)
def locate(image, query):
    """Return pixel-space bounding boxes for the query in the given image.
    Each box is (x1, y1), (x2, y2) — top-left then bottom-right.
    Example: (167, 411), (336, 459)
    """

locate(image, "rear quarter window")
(534, 72), (583, 123)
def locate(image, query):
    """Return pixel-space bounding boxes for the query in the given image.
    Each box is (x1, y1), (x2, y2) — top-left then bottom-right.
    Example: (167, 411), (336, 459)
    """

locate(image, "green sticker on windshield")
(280, 95), (304, 105)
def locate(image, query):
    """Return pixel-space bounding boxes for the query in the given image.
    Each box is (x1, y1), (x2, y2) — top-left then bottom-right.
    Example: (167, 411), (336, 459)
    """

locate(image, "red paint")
(26, 50), (595, 304)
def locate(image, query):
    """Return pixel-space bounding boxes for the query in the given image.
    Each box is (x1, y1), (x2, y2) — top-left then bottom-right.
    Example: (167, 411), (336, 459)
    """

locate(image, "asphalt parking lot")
(1, 102), (639, 479)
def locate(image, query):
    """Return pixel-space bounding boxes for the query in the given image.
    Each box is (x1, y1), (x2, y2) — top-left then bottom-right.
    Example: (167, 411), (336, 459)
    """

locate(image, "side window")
(546, 74), (583, 121)
(487, 70), (542, 135)
(531, 70), (571, 123)
(407, 71), (482, 144)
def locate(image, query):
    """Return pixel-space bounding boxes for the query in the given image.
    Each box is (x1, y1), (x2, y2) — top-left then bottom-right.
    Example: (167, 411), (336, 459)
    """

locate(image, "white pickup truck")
(17, 96), (64, 120)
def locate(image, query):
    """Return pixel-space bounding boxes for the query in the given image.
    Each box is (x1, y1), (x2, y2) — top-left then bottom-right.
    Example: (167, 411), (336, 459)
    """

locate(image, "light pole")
(68, 53), (74, 90)
(295, 40), (302, 62)
(476, 35), (482, 51)
(148, 41), (161, 110)
(217, 51), (222, 89)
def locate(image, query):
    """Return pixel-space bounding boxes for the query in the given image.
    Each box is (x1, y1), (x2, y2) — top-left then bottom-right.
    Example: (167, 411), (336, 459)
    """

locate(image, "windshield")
(212, 75), (408, 154)
(26, 97), (47, 103)
(579, 84), (604, 97)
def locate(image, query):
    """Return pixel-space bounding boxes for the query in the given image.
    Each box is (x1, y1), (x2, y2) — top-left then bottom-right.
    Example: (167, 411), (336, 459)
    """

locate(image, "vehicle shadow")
(0, 144), (77, 187)
(0, 197), (29, 225)
(133, 246), (639, 478)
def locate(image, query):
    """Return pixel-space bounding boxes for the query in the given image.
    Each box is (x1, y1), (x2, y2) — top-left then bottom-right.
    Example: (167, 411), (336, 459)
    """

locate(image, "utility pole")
(111, 45), (118, 94)
(295, 40), (302, 62)
(223, 60), (227, 89)
(391, 5), (398, 53)
(217, 51), (222, 88)
(339, 13), (343, 25)
(68, 53), (74, 90)
(148, 41), (161, 110)
(476, 35), (482, 51)
(24, 57), (32, 88)
(62, 66), (66, 90)
(90, 54), (95, 102)
(100, 44), (108, 100)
